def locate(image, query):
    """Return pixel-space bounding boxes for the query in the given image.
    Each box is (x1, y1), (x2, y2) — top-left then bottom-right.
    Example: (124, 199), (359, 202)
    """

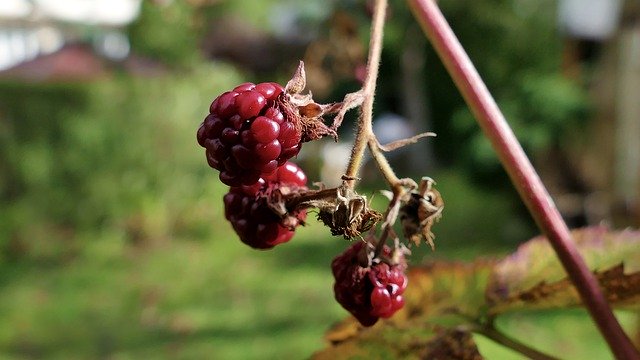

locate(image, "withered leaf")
(317, 227), (640, 357)
(486, 226), (640, 315)
(422, 328), (484, 360)
(402, 261), (495, 320)
(399, 178), (444, 249)
(314, 320), (483, 360)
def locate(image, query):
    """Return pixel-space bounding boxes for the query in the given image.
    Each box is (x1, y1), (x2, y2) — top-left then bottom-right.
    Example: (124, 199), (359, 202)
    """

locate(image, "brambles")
(197, 81), (303, 186)
(223, 161), (308, 249)
(197, 61), (440, 325)
(331, 241), (408, 326)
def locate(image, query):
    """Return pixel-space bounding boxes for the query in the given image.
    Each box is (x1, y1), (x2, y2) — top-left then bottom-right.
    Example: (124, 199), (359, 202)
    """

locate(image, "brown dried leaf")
(399, 178), (444, 249)
(328, 90), (364, 131)
(423, 328), (484, 360)
(378, 132), (436, 152)
(314, 321), (482, 360)
(323, 316), (362, 345)
(486, 227), (640, 315)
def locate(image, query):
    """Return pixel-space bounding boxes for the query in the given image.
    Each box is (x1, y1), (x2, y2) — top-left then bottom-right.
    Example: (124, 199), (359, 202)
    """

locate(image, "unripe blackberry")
(331, 241), (408, 326)
(223, 161), (307, 249)
(197, 82), (303, 186)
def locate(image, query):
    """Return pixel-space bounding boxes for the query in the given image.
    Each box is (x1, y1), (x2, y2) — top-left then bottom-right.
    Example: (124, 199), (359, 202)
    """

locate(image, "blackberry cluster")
(223, 162), (307, 249)
(198, 78), (416, 325)
(197, 82), (302, 186)
(331, 241), (408, 326)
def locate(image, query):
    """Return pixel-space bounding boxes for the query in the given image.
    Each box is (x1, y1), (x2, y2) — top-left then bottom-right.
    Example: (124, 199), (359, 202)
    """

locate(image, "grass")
(0, 66), (635, 359)
(0, 176), (353, 360)
(0, 220), (342, 359)
(1, 172), (636, 359)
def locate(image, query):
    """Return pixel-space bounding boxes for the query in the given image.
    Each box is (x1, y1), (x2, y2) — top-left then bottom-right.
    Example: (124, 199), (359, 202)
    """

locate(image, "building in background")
(555, 0), (640, 227)
(0, 0), (141, 79)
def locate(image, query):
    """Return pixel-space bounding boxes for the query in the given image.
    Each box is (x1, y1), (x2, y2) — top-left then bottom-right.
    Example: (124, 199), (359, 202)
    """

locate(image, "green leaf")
(486, 227), (640, 315)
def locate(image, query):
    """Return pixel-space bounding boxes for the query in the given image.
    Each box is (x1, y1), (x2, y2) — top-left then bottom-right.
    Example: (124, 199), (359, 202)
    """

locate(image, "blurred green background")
(1, 0), (638, 358)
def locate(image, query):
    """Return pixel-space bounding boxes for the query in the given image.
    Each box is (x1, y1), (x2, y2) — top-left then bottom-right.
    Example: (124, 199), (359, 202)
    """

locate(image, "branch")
(406, 0), (639, 358)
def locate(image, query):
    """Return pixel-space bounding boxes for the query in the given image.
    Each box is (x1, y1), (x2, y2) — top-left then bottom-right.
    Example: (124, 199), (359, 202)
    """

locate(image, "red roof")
(0, 44), (108, 82)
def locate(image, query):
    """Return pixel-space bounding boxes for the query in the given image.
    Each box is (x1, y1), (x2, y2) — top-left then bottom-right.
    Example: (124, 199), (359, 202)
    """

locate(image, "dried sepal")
(264, 184), (309, 230)
(312, 185), (382, 239)
(276, 183), (382, 239)
(285, 61), (307, 95)
(399, 177), (444, 249)
(281, 62), (337, 142)
(282, 61), (368, 143)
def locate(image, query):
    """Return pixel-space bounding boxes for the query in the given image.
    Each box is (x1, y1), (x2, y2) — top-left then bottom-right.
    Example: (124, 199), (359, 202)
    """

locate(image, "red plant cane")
(407, 0), (639, 358)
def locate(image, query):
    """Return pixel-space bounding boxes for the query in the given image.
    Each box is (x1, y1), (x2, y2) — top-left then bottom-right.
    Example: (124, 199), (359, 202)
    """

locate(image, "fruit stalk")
(407, 0), (639, 358)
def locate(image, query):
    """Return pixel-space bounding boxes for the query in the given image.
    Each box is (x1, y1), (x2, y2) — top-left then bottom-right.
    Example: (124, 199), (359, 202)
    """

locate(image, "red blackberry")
(331, 241), (408, 326)
(197, 82), (303, 186)
(223, 161), (307, 249)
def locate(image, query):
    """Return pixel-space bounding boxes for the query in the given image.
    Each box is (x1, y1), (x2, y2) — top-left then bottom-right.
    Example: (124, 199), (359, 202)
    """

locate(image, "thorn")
(341, 175), (361, 181)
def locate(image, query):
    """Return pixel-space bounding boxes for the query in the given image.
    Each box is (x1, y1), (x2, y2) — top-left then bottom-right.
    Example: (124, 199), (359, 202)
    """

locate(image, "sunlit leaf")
(314, 323), (483, 360)
(402, 261), (495, 320)
(486, 227), (640, 314)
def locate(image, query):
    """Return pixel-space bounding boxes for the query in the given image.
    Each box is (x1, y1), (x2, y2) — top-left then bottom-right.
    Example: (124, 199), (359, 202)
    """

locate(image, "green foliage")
(0, 223), (347, 358)
(127, 1), (200, 67)
(0, 2), (630, 358)
(443, 0), (588, 177)
(0, 63), (242, 261)
(380, 0), (589, 185)
(316, 325), (482, 360)
(452, 73), (588, 172)
(0, 62), (347, 357)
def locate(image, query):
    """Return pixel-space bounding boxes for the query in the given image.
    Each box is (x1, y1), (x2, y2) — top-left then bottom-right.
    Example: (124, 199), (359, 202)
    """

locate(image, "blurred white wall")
(559, 0), (622, 40)
(0, 0), (141, 70)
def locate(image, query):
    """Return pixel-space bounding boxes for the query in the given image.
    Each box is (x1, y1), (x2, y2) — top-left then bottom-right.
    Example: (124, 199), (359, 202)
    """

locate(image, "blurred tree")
(127, 0), (201, 67)
(377, 0), (588, 186)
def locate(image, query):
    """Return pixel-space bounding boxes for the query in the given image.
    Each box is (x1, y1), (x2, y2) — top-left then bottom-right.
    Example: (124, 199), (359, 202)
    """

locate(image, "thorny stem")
(341, 0), (431, 257)
(407, 0), (640, 358)
(343, 0), (391, 188)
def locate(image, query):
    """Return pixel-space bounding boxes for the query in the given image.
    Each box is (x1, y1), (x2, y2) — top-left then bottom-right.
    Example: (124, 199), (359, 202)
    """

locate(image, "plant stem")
(407, 0), (639, 358)
(473, 325), (559, 360)
(368, 139), (400, 186)
(344, 0), (387, 187)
